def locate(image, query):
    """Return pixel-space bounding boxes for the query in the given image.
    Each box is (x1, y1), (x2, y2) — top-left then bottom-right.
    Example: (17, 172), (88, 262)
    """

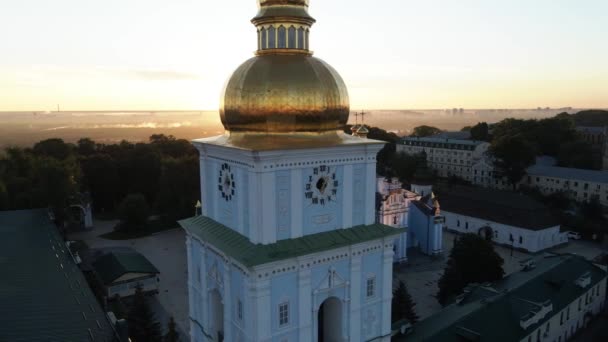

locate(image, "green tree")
(437, 233), (505, 305)
(117, 194), (150, 232)
(77, 138), (97, 156)
(164, 316), (179, 342)
(156, 156), (200, 223)
(0, 181), (8, 210)
(470, 122), (490, 141)
(411, 125), (442, 137)
(490, 134), (536, 189)
(127, 285), (162, 342)
(392, 280), (419, 324)
(32, 138), (74, 160)
(33, 156), (79, 211)
(557, 140), (595, 169)
(80, 154), (121, 212)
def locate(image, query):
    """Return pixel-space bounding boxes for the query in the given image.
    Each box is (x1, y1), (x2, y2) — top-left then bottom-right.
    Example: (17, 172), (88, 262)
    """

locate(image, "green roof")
(0, 209), (118, 342)
(93, 251), (159, 285)
(179, 215), (404, 268)
(401, 254), (607, 342)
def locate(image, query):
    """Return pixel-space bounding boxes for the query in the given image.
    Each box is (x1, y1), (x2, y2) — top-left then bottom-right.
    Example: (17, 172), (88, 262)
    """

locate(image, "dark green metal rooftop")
(0, 209), (118, 342)
(179, 215), (404, 268)
(399, 254), (607, 342)
(93, 251), (159, 285)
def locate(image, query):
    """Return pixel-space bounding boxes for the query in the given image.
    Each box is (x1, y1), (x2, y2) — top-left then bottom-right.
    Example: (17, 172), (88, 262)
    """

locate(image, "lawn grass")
(99, 219), (179, 240)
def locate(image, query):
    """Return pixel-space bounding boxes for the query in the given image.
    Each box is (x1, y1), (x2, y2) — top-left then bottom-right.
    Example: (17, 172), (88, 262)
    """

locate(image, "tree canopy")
(411, 125), (442, 137)
(127, 285), (162, 342)
(392, 280), (419, 324)
(470, 122), (490, 141)
(489, 134), (536, 188)
(0, 134), (200, 226)
(437, 233), (504, 305)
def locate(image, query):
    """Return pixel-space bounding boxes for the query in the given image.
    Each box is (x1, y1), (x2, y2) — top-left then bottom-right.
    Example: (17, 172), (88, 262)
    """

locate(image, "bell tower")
(180, 1), (400, 341)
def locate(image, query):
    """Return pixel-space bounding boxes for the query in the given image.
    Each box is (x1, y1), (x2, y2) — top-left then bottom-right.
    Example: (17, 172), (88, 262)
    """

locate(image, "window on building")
(237, 299), (243, 321)
(465, 222), (469, 229)
(288, 26), (296, 48)
(584, 183), (589, 190)
(260, 27), (267, 49)
(457, 220), (460, 227)
(560, 311), (564, 325)
(393, 216), (398, 225)
(578, 298), (582, 311)
(546, 321), (550, 333)
(519, 236), (523, 244)
(574, 182), (578, 187)
(279, 302), (289, 326)
(366, 276), (376, 298)
(566, 307), (570, 320)
(277, 25), (286, 48)
(268, 26), (276, 48)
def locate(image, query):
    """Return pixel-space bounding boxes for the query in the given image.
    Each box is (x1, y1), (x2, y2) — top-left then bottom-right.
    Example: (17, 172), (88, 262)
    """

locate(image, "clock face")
(218, 163), (235, 201)
(305, 165), (338, 206)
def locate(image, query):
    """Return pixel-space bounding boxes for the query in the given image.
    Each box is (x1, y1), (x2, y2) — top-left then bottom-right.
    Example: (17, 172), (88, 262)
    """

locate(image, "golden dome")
(219, 0), (349, 134)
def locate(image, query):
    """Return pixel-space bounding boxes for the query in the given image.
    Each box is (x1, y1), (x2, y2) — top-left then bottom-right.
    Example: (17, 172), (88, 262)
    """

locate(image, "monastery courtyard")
(71, 220), (606, 330)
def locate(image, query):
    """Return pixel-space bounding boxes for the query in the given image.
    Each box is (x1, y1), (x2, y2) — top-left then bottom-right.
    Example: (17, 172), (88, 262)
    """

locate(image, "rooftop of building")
(400, 136), (487, 147)
(576, 126), (606, 134)
(410, 200), (438, 217)
(91, 249), (159, 285)
(400, 253), (607, 342)
(431, 131), (472, 140)
(437, 186), (559, 230)
(0, 209), (118, 342)
(527, 164), (608, 184)
(179, 215), (403, 268)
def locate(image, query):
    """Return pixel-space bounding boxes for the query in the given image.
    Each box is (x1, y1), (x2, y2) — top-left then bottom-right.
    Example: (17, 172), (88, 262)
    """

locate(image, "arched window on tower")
(297, 27), (305, 49)
(288, 26), (296, 49)
(260, 27), (267, 50)
(268, 26), (276, 49)
(277, 26), (286, 48)
(305, 28), (310, 50)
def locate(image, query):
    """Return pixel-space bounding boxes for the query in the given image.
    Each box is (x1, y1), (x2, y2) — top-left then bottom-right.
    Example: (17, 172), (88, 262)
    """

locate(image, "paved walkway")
(69, 220), (189, 340)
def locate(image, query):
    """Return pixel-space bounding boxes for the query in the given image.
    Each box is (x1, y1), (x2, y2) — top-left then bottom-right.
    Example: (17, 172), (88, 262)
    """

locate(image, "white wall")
(525, 174), (608, 206)
(442, 210), (566, 253)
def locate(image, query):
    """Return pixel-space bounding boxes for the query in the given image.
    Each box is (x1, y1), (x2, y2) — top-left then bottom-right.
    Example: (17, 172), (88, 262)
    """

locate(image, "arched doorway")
(478, 226), (493, 241)
(210, 289), (224, 341)
(318, 297), (342, 342)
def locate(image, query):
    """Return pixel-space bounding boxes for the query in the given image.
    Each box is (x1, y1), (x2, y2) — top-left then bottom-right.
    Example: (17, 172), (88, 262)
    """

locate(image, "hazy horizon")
(2, 0), (608, 111)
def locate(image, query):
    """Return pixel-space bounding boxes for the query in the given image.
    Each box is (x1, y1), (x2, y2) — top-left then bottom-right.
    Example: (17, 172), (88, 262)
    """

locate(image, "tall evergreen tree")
(392, 280), (419, 324)
(127, 285), (162, 342)
(164, 316), (179, 342)
(437, 233), (505, 306)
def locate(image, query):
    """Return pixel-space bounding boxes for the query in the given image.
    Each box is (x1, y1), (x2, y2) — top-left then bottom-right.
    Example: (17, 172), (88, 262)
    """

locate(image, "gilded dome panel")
(220, 54), (349, 133)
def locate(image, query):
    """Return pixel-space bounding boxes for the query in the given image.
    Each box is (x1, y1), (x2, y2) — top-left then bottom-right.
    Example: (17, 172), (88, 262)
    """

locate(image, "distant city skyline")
(1, 0), (607, 111)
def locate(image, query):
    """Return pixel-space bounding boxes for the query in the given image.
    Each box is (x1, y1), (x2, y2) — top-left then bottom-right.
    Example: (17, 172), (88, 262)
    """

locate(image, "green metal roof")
(93, 251), (159, 285)
(0, 209), (118, 342)
(179, 215), (404, 268)
(400, 254), (607, 342)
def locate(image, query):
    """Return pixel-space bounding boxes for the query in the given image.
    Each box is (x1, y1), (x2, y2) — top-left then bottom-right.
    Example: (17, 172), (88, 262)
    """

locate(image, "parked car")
(566, 231), (582, 240)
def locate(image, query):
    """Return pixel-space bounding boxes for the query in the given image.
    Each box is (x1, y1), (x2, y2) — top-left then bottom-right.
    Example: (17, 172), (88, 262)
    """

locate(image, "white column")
(298, 267), (312, 341)
(237, 169), (245, 235)
(223, 263), (233, 342)
(292, 168), (303, 238)
(381, 244), (394, 337)
(251, 278), (272, 341)
(342, 164), (353, 229)
(349, 253), (362, 341)
(365, 161), (376, 225)
(261, 172), (277, 244)
(249, 172), (260, 244)
(185, 235), (195, 340)
(200, 157), (208, 216)
(200, 247), (208, 333)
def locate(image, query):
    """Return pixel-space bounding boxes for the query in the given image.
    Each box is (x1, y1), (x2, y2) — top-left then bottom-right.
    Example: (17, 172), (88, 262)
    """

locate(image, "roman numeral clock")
(305, 165), (339, 206)
(218, 163), (235, 201)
